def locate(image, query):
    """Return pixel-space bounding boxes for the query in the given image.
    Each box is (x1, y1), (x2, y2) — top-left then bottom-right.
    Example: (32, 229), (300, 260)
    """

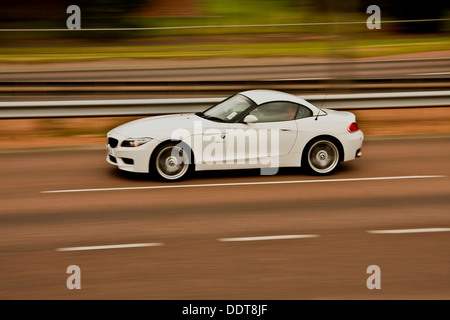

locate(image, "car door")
(198, 120), (229, 166)
(195, 93), (255, 170)
(229, 101), (299, 166)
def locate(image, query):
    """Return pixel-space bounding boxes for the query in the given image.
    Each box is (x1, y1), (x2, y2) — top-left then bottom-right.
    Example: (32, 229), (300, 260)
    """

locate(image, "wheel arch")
(301, 134), (344, 165)
(149, 139), (195, 172)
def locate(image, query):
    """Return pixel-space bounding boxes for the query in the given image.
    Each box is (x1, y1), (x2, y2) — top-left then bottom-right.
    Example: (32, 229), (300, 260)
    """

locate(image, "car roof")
(239, 89), (312, 107)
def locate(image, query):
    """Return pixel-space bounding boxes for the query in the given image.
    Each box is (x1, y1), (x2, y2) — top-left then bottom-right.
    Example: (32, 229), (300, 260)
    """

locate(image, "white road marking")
(269, 77), (334, 81)
(55, 228), (450, 252)
(56, 242), (163, 252)
(409, 72), (450, 76)
(367, 228), (450, 234)
(41, 175), (446, 194)
(218, 234), (319, 242)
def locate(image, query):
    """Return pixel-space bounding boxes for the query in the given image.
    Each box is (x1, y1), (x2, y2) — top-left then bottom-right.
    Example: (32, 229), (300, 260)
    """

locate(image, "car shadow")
(107, 164), (355, 183)
(107, 168), (152, 181)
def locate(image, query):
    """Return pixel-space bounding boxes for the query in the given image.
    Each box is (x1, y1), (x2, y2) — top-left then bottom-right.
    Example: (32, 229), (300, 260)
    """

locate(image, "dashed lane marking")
(56, 242), (163, 252)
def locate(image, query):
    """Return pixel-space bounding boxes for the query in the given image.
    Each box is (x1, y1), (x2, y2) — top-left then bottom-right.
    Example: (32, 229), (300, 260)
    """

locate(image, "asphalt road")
(0, 137), (449, 300)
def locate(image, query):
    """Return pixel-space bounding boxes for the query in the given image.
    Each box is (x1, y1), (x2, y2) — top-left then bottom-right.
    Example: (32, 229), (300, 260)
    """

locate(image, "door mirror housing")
(243, 115), (258, 124)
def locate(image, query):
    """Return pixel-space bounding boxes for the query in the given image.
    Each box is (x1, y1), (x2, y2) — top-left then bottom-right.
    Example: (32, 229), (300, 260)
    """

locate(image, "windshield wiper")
(207, 116), (226, 122)
(202, 114), (226, 122)
(196, 111), (226, 122)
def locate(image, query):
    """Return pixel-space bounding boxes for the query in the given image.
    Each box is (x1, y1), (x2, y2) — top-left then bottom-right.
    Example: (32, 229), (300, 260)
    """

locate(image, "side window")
(249, 102), (299, 122)
(296, 105), (313, 119)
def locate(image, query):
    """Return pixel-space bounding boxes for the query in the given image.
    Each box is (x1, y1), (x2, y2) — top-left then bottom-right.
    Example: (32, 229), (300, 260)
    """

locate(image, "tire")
(151, 142), (193, 182)
(303, 138), (340, 175)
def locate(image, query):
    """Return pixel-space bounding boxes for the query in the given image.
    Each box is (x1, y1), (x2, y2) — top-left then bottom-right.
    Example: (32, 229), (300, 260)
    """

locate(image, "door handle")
(280, 128), (292, 131)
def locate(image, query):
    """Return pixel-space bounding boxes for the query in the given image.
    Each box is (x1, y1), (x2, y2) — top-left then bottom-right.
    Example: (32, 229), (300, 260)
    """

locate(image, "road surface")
(0, 137), (449, 300)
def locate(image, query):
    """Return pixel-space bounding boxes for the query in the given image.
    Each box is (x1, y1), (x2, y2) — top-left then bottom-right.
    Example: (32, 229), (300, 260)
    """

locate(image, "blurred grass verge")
(0, 107), (449, 150)
(0, 37), (449, 63)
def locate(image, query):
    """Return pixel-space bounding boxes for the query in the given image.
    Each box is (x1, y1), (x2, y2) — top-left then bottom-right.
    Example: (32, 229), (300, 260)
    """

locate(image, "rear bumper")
(356, 149), (362, 158)
(339, 130), (364, 162)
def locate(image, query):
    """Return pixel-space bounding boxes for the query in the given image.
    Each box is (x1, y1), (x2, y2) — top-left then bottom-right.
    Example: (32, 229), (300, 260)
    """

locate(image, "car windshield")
(198, 94), (254, 123)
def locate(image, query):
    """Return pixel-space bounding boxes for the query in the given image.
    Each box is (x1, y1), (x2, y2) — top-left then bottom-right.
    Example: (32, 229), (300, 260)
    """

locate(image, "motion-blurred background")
(0, 0), (449, 147)
(1, 1), (450, 301)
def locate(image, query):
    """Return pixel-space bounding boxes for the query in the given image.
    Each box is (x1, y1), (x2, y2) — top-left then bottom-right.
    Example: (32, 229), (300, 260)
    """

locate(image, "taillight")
(347, 122), (359, 133)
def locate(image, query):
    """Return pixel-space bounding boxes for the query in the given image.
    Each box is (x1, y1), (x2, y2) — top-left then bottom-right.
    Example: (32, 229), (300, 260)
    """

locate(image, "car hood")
(109, 113), (218, 140)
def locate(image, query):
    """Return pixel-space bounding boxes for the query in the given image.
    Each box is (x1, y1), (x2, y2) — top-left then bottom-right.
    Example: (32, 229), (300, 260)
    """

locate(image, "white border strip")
(41, 175), (445, 194)
(56, 242), (163, 252)
(367, 228), (450, 234)
(218, 234), (319, 242)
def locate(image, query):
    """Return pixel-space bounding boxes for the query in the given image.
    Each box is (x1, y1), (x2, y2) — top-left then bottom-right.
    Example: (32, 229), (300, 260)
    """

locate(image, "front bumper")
(106, 131), (160, 173)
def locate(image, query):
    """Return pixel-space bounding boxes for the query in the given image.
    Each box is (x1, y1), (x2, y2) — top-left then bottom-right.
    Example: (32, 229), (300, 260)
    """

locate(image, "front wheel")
(303, 139), (340, 175)
(151, 142), (193, 182)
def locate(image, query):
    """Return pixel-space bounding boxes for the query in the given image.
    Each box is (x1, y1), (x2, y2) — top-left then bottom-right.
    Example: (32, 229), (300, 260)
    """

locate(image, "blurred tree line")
(0, 0), (148, 28)
(0, 0), (448, 32)
(358, 0), (449, 32)
(298, 0), (448, 32)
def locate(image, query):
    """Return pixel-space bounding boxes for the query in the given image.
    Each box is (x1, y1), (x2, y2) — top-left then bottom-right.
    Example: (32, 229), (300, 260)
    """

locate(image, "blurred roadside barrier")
(1, 90), (449, 118)
(0, 77), (449, 96)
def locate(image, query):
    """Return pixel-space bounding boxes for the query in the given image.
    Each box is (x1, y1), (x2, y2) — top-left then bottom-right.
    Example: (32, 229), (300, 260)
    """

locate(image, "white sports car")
(106, 89), (363, 181)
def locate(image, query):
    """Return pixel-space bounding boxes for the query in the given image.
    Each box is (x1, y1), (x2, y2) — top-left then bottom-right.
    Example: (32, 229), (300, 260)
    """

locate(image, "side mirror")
(243, 115), (258, 124)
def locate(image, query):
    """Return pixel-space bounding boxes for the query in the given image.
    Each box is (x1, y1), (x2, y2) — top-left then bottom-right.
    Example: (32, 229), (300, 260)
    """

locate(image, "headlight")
(121, 138), (153, 147)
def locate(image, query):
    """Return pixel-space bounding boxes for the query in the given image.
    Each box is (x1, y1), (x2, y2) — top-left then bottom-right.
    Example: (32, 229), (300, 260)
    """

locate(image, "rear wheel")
(303, 139), (340, 175)
(152, 142), (193, 182)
